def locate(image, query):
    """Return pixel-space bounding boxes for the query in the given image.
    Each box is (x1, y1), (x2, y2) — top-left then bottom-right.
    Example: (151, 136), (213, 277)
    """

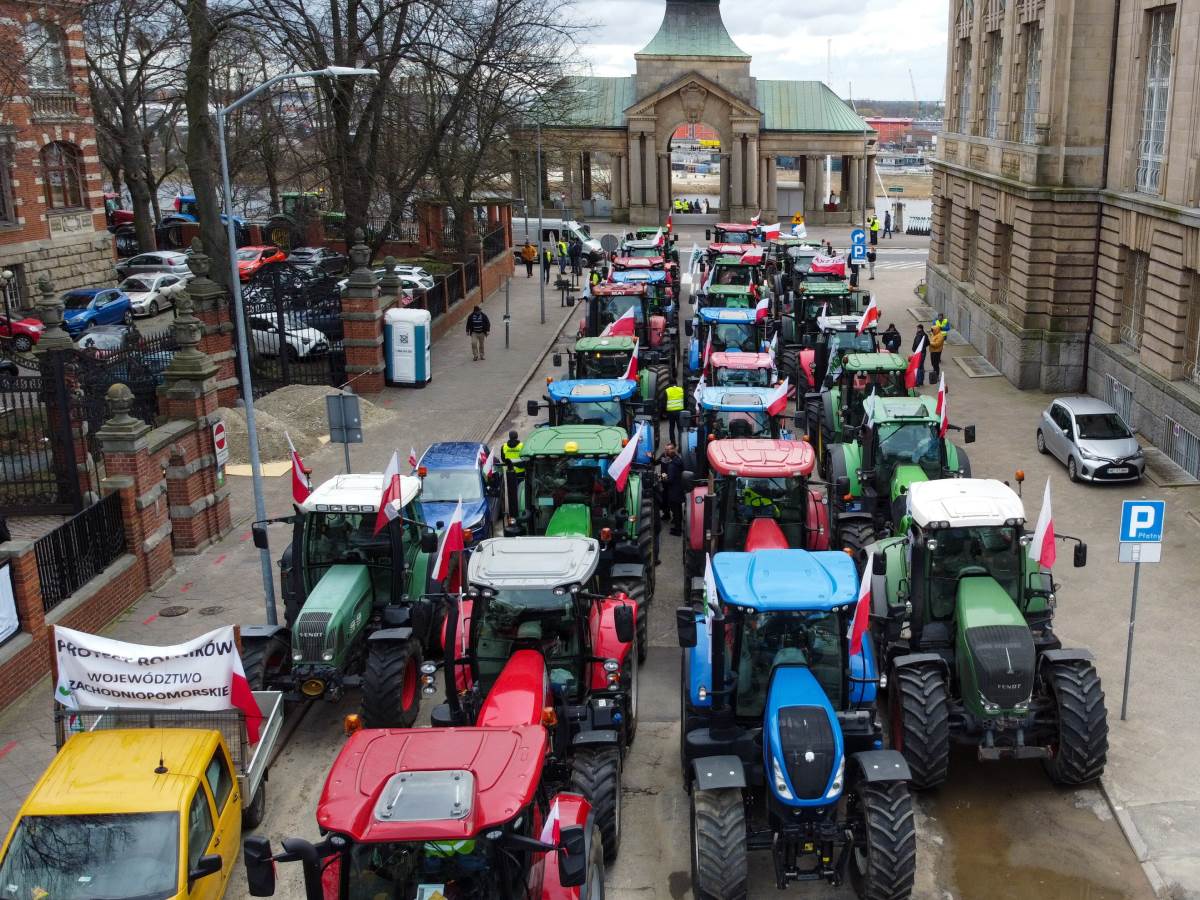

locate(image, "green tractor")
(267, 191), (345, 250)
(556, 335), (665, 420)
(826, 394), (974, 552)
(503, 424), (655, 659)
(803, 351), (914, 452)
(866, 478), (1106, 789)
(241, 472), (443, 727)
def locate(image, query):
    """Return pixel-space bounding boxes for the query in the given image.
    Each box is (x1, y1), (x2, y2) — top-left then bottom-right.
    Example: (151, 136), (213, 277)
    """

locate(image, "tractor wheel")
(889, 665), (950, 790)
(611, 576), (648, 665)
(361, 638), (423, 729)
(849, 779), (917, 900)
(838, 520), (876, 556)
(955, 446), (972, 478)
(570, 747), (622, 864)
(637, 490), (657, 598)
(779, 353), (799, 399)
(623, 638), (639, 747)
(582, 824), (606, 899)
(648, 362), (672, 420)
(690, 787), (747, 900)
(803, 396), (822, 444)
(1042, 660), (1108, 785)
(683, 537), (703, 585)
(242, 780), (267, 830)
(239, 635), (288, 690)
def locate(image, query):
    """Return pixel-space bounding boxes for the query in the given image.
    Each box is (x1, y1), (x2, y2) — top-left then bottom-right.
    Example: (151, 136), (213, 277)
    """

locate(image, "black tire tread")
(852, 780), (917, 900)
(570, 748), (622, 864)
(611, 576), (648, 665)
(691, 787), (747, 899)
(241, 779), (267, 829)
(838, 520), (876, 555)
(239, 637), (285, 691)
(893, 665), (950, 790)
(1043, 661), (1108, 785)
(361, 639), (422, 729)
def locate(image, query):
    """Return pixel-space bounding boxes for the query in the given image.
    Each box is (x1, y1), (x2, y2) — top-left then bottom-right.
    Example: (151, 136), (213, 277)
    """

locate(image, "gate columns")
(341, 229), (387, 394)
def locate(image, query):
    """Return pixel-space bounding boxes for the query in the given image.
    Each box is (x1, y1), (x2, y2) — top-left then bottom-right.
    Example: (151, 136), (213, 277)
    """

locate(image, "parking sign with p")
(1121, 501), (1164, 542)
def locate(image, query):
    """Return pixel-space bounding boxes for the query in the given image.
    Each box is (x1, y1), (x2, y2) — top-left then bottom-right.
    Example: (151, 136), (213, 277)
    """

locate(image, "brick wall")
(430, 252), (515, 344)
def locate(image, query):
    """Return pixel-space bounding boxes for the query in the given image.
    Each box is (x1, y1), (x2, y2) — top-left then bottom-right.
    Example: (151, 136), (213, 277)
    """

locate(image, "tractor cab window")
(709, 409), (770, 440)
(730, 609), (844, 718)
(727, 477), (807, 546)
(714, 267), (751, 286)
(527, 457), (613, 531)
(875, 422), (941, 483)
(625, 246), (661, 259)
(828, 331), (877, 357)
(845, 374), (907, 426)
(711, 323), (757, 353)
(597, 295), (644, 330)
(715, 365), (772, 388)
(583, 350), (633, 380)
(343, 837), (501, 900)
(422, 469), (483, 503)
(924, 525), (1022, 620)
(717, 231), (753, 245)
(561, 400), (623, 427)
(303, 512), (395, 597)
(472, 589), (584, 700)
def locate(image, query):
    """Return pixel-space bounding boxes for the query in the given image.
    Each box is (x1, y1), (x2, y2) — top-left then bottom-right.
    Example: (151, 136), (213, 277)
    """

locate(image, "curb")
(1098, 775), (1172, 898)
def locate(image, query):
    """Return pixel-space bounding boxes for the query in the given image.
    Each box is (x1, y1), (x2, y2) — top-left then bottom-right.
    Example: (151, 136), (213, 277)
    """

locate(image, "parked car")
(114, 250), (191, 280)
(0, 359), (17, 378)
(76, 324), (140, 356)
(247, 313), (328, 360)
(287, 246), (348, 276)
(336, 266), (433, 295)
(1037, 395), (1145, 483)
(288, 305), (343, 342)
(60, 288), (133, 336)
(0, 314), (44, 352)
(236, 246), (287, 282)
(119, 273), (188, 317)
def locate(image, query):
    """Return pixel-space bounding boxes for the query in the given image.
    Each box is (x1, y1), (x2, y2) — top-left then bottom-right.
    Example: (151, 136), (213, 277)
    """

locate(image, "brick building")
(0, 0), (112, 314)
(929, 0), (1200, 476)
(864, 117), (914, 146)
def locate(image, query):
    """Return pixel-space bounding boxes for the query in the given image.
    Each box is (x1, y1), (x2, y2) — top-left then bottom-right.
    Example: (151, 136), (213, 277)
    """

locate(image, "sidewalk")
(0, 271), (576, 832)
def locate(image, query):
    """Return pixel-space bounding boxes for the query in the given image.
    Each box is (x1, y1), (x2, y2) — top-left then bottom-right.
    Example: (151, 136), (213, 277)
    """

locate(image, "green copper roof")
(757, 81), (874, 134)
(638, 0), (749, 59)
(548, 76), (635, 128)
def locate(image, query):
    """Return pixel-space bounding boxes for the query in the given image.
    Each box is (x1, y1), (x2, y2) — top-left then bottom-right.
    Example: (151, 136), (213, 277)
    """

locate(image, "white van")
(511, 217), (604, 265)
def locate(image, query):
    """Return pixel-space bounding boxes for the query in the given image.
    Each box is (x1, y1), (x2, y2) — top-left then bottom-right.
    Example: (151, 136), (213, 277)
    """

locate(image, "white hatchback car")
(247, 314), (329, 360)
(1037, 396), (1145, 483)
(120, 273), (189, 317)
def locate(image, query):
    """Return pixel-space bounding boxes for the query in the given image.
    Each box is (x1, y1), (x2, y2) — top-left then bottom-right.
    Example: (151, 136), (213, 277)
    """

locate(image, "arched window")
(41, 142), (83, 209)
(24, 22), (68, 90)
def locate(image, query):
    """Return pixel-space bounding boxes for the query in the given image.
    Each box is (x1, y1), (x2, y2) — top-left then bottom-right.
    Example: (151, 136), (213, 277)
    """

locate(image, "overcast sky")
(576, 0), (951, 103)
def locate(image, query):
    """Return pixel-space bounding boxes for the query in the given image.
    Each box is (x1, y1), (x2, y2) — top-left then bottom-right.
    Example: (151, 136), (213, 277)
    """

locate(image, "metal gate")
(1164, 417), (1200, 479)
(1104, 374), (1135, 428)
(0, 364), (81, 515)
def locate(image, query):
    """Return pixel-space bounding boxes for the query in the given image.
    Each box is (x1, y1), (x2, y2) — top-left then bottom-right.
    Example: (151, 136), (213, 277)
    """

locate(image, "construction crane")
(908, 68), (921, 120)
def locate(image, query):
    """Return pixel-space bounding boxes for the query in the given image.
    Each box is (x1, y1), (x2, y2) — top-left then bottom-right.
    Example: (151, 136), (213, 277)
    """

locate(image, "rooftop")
(637, 0), (750, 60)
(712, 550), (859, 611)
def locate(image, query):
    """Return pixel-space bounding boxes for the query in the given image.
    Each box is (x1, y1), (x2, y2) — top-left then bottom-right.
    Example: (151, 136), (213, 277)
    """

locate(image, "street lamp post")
(536, 120), (545, 325)
(215, 65), (377, 626)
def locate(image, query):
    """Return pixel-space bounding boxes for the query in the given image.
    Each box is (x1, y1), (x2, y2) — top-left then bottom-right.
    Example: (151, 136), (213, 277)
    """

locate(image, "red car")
(235, 245), (287, 282)
(0, 314), (44, 352)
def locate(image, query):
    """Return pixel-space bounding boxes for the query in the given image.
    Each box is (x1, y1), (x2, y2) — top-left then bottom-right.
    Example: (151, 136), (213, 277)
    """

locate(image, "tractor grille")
(965, 625), (1036, 709)
(295, 612), (332, 661)
(778, 705), (837, 800)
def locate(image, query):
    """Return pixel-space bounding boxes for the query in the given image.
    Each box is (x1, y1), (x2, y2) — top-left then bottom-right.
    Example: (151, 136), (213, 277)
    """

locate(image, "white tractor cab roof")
(907, 479), (1026, 530)
(300, 473), (421, 514)
(469, 536), (600, 589)
(817, 314), (864, 331)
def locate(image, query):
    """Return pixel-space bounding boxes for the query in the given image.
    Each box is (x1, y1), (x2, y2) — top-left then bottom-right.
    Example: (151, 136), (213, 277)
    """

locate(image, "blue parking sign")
(850, 244), (868, 263)
(1120, 500), (1165, 543)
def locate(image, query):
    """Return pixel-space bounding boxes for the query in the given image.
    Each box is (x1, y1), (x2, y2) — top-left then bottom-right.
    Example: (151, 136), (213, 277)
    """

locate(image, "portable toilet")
(385, 307), (432, 386)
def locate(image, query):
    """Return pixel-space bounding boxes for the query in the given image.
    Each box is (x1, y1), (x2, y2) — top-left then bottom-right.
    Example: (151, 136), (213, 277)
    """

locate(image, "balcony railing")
(29, 90), (78, 121)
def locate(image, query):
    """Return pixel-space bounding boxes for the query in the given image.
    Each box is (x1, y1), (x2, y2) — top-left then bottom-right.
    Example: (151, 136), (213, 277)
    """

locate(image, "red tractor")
(243, 724), (605, 899)
(681, 439), (831, 579)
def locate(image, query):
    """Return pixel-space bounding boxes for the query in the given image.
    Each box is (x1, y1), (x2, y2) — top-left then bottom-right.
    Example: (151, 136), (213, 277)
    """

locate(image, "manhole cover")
(197, 606), (225, 616)
(159, 605), (189, 617)
(954, 355), (1003, 378)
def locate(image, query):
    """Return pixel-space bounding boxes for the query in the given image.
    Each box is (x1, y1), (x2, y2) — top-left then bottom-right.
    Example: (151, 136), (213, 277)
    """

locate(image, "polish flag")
(762, 222), (782, 240)
(694, 373), (706, 410)
(652, 227), (665, 247)
(755, 292), (770, 323)
(701, 329), (713, 371)
(621, 339), (640, 382)
(704, 552), (718, 628)
(540, 797), (562, 844)
(607, 422), (646, 492)
(602, 306), (637, 337)
(229, 648), (264, 743)
(373, 450), (404, 535)
(905, 335), (926, 390)
(740, 247), (765, 265)
(479, 445), (496, 478)
(286, 432), (312, 505)
(857, 296), (879, 334)
(408, 446), (419, 469)
(1029, 478), (1056, 570)
(750, 211), (762, 226)
(765, 377), (790, 417)
(936, 371), (949, 438)
(847, 551), (873, 657)
(432, 497), (465, 583)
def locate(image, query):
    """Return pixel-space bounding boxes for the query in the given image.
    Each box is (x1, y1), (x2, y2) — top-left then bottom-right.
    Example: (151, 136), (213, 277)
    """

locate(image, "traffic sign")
(888, 186), (904, 193)
(1120, 500), (1165, 543)
(850, 244), (868, 264)
(211, 419), (229, 468)
(850, 228), (867, 246)
(791, 212), (805, 225)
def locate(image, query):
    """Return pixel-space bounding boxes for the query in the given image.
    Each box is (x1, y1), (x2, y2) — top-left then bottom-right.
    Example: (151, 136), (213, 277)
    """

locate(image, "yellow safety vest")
(665, 385), (685, 412)
(742, 487), (776, 510)
(502, 441), (525, 474)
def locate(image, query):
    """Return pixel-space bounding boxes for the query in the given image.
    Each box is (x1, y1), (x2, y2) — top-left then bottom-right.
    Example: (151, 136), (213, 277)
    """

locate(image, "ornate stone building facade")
(929, 0), (1200, 473)
(513, 0), (877, 226)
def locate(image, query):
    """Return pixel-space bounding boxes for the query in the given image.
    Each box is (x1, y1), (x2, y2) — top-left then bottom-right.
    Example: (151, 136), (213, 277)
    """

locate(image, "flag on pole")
(694, 373), (706, 410)
(740, 247), (765, 265)
(621, 339), (640, 382)
(652, 227), (665, 247)
(863, 388), (878, 429)
(689, 242), (702, 275)
(479, 445), (496, 478)
(374, 450), (405, 535)
(765, 377), (790, 417)
(762, 222), (782, 240)
(905, 335), (926, 390)
(540, 797), (562, 845)
(701, 328), (713, 372)
(768, 332), (778, 366)
(408, 446), (419, 469)
(848, 551), (873, 656)
(432, 497), (465, 583)
(754, 292), (770, 323)
(666, 213), (673, 235)
(601, 306), (637, 337)
(1029, 479), (1056, 570)
(750, 211), (762, 226)
(857, 296), (879, 334)
(286, 432), (312, 504)
(607, 423), (646, 492)
(936, 371), (948, 438)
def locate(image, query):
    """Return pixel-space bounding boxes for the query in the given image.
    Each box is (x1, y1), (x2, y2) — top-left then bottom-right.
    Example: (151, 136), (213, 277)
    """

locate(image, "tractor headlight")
(772, 756), (794, 800)
(825, 758), (845, 799)
(292, 650), (303, 662)
(603, 659), (621, 672)
(979, 692), (1001, 714)
(322, 650), (334, 662)
(421, 662), (438, 676)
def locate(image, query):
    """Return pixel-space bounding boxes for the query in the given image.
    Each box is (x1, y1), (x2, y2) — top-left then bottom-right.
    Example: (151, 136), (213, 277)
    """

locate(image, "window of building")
(1019, 24), (1042, 144)
(40, 142), (83, 209)
(984, 33), (1004, 139)
(1, 264), (24, 318)
(994, 223), (1013, 303)
(1136, 6), (1174, 195)
(1184, 272), (1200, 387)
(0, 146), (15, 225)
(962, 209), (980, 282)
(1120, 249), (1148, 350)
(956, 41), (973, 133)
(24, 22), (68, 91)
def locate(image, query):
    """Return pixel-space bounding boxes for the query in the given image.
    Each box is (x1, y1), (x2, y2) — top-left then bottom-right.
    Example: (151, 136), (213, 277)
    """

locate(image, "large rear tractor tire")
(954, 446), (972, 478)
(648, 362), (672, 423)
(1043, 660), (1108, 785)
(570, 747), (622, 864)
(803, 396), (823, 444)
(239, 635), (289, 690)
(361, 638), (423, 728)
(583, 824), (606, 899)
(890, 664), (951, 790)
(691, 787), (747, 899)
(611, 576), (648, 665)
(637, 490), (657, 599)
(838, 520), (877, 556)
(849, 779), (917, 900)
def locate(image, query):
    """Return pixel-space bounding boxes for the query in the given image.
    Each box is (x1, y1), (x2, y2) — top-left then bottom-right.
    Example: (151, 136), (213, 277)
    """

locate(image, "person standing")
(869, 214), (881, 246)
(664, 381), (685, 444)
(933, 311), (950, 335)
(556, 237), (568, 275)
(883, 210), (893, 238)
(867, 246), (877, 280)
(521, 241), (537, 278)
(882, 323), (902, 354)
(928, 324), (946, 378)
(569, 236), (583, 276)
(542, 246), (553, 284)
(465, 305), (490, 362)
(501, 430), (524, 514)
(911, 324), (928, 386)
(658, 443), (685, 536)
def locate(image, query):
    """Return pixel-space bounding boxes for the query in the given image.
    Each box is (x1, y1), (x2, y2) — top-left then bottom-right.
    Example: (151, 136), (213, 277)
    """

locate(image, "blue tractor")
(415, 441), (502, 548)
(677, 550), (917, 899)
(679, 386), (796, 476)
(685, 306), (771, 394)
(529, 379), (657, 465)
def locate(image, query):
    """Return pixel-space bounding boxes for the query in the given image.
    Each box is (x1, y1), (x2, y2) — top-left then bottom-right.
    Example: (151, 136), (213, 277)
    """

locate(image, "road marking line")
(142, 614), (158, 625)
(180, 582), (193, 593)
(213, 554), (227, 565)
(0, 740), (17, 759)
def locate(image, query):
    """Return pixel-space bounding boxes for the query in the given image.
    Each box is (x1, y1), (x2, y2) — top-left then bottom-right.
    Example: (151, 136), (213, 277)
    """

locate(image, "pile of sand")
(255, 384), (394, 438)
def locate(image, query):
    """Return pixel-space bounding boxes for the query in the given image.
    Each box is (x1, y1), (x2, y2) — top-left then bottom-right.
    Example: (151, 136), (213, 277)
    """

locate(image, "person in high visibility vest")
(589, 268), (602, 288)
(664, 382), (685, 444)
(740, 482), (780, 518)
(502, 430), (524, 516)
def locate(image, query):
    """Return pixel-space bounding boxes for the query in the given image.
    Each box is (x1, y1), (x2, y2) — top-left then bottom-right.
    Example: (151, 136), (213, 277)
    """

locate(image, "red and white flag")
(432, 497), (465, 583)
(621, 340), (640, 382)
(701, 329), (713, 371)
(694, 373), (706, 410)
(754, 292), (770, 323)
(847, 552), (873, 656)
(750, 211), (762, 226)
(765, 377), (790, 417)
(479, 445), (496, 478)
(408, 446), (419, 469)
(373, 450), (405, 535)
(666, 213), (673, 235)
(286, 432), (312, 505)
(857, 296), (879, 334)
(602, 306), (637, 337)
(540, 797), (562, 844)
(1029, 478), (1056, 570)
(905, 335), (926, 390)
(607, 422), (646, 492)
(936, 371), (949, 438)
(740, 247), (765, 265)
(762, 222), (782, 240)
(652, 227), (665, 247)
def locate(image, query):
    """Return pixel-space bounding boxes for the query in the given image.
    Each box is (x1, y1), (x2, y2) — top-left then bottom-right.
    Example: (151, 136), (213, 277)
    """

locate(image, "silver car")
(115, 250), (191, 280)
(1037, 396), (1145, 483)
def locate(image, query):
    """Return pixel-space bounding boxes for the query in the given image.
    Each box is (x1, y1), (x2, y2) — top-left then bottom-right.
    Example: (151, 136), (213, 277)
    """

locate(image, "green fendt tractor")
(866, 478), (1106, 789)
(804, 351), (915, 453)
(503, 424), (655, 659)
(242, 473), (442, 727)
(826, 395), (974, 551)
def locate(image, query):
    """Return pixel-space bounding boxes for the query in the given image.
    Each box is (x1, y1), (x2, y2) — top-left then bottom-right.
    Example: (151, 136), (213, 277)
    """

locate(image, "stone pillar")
(97, 384), (174, 589)
(341, 229), (386, 393)
(180, 240), (238, 408)
(719, 153), (732, 217)
(745, 138), (759, 213)
(731, 137), (745, 209)
(866, 155), (877, 214)
(766, 155), (779, 223)
(629, 137), (644, 209)
(379, 255), (402, 310)
(658, 153), (670, 214)
(564, 152), (579, 212)
(581, 152), (593, 201)
(642, 135), (660, 222)
(612, 153), (627, 219)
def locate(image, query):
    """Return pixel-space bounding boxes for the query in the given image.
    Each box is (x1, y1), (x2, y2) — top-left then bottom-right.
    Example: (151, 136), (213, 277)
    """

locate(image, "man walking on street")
(658, 443), (685, 536)
(912, 324), (928, 386)
(883, 210), (893, 239)
(569, 236), (583, 276)
(928, 324), (946, 378)
(664, 380), (685, 444)
(521, 241), (537, 277)
(466, 304), (490, 362)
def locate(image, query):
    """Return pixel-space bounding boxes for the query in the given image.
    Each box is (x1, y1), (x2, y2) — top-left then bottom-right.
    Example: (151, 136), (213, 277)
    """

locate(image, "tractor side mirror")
(557, 825), (588, 888)
(676, 606), (698, 648)
(420, 531), (439, 554)
(527, 400), (540, 417)
(872, 553), (887, 576)
(251, 523), (270, 550)
(862, 294), (871, 308)
(964, 425), (976, 444)
(705, 229), (712, 241)
(1074, 542), (1087, 568)
(553, 352), (563, 367)
(680, 470), (695, 493)
(613, 604), (635, 645)
(835, 475), (850, 498)
(188, 854), (222, 885)
(244, 837), (276, 897)
(684, 320), (694, 337)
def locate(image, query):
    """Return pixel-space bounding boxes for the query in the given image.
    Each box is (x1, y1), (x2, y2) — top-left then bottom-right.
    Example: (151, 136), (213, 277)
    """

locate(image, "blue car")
(61, 288), (134, 336)
(416, 441), (501, 547)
